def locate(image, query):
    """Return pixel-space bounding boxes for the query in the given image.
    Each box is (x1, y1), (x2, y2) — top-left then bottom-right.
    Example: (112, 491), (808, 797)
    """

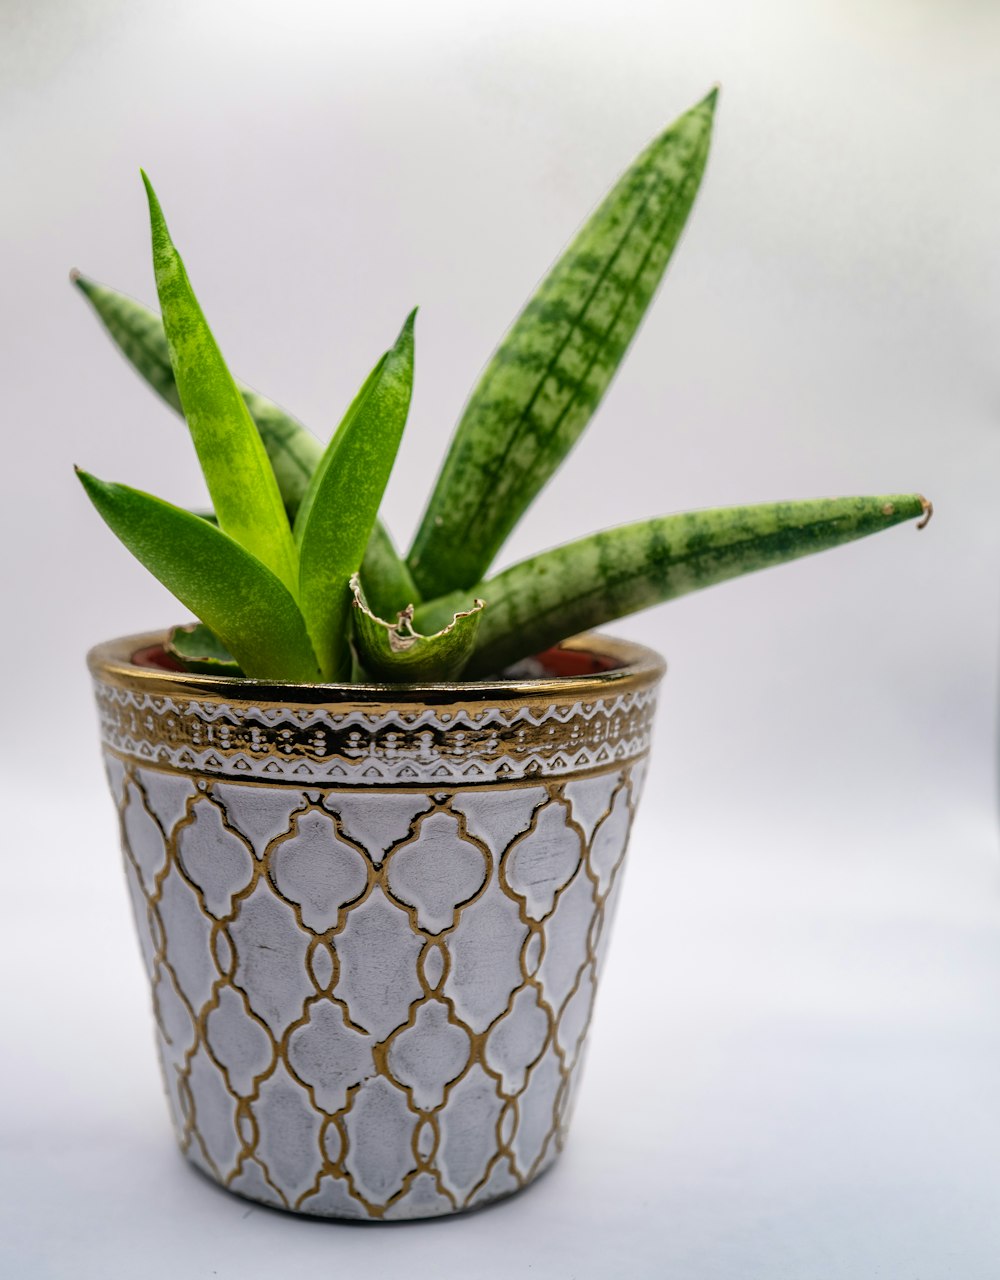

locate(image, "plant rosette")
(91, 630), (663, 1219)
(77, 89), (929, 1220)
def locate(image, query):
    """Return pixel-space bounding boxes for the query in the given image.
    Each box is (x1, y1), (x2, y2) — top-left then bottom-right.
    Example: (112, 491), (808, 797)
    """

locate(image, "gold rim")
(88, 629), (666, 710)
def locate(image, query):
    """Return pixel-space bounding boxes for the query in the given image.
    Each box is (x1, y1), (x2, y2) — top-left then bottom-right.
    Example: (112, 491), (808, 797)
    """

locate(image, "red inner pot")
(131, 643), (618, 681)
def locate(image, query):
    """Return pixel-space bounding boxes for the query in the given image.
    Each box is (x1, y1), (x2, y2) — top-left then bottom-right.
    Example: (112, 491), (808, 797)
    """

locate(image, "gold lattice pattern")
(107, 753), (648, 1219)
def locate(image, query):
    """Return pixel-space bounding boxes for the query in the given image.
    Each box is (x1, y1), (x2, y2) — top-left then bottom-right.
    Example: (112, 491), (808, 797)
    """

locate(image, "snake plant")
(76, 89), (929, 683)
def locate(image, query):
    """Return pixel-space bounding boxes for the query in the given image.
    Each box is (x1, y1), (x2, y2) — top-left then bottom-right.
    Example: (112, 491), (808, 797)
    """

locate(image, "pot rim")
(88, 628), (666, 708)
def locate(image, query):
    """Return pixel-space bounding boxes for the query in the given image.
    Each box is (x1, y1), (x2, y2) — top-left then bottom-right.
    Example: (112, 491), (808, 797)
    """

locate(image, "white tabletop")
(6, 776), (1000, 1279)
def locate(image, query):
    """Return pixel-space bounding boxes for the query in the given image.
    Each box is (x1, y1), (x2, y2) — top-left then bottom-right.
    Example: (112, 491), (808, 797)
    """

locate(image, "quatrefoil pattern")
(106, 757), (649, 1219)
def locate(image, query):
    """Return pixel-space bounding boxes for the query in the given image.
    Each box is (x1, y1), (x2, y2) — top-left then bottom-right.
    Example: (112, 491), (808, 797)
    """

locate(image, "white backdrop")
(3, 1), (1000, 1275)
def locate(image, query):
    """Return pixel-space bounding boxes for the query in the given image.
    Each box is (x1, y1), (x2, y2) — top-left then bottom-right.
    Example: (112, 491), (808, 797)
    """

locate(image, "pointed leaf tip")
(398, 307), (418, 345)
(140, 172), (299, 592)
(140, 170), (166, 228)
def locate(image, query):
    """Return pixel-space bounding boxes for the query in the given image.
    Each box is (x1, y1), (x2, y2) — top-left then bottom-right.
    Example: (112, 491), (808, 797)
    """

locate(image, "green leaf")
(71, 273), (416, 600)
(141, 173), (299, 591)
(76, 468), (320, 681)
(72, 273), (324, 516)
(295, 311), (417, 679)
(71, 271), (182, 410)
(351, 575), (484, 682)
(166, 622), (243, 675)
(232, 394), (322, 519)
(413, 494), (931, 677)
(359, 520), (420, 619)
(407, 88), (718, 598)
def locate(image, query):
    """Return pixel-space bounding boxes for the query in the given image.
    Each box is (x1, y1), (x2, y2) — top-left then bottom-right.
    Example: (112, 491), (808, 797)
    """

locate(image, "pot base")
(181, 1139), (563, 1222)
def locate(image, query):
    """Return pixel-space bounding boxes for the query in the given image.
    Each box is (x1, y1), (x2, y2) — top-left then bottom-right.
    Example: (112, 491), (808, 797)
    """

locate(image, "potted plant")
(78, 89), (929, 1221)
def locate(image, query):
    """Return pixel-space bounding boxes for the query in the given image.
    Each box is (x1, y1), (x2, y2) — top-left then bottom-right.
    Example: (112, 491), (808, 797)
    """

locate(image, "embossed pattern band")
(93, 683), (659, 785)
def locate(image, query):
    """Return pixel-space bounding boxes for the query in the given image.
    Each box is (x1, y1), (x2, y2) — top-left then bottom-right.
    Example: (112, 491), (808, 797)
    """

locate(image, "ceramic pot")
(89, 630), (665, 1220)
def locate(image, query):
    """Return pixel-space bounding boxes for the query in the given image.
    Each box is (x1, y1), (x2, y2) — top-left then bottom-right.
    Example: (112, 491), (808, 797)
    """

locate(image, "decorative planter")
(89, 630), (665, 1220)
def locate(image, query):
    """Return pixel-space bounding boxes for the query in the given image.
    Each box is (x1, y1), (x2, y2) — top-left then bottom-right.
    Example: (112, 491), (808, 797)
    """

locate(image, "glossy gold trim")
(87, 629), (666, 712)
